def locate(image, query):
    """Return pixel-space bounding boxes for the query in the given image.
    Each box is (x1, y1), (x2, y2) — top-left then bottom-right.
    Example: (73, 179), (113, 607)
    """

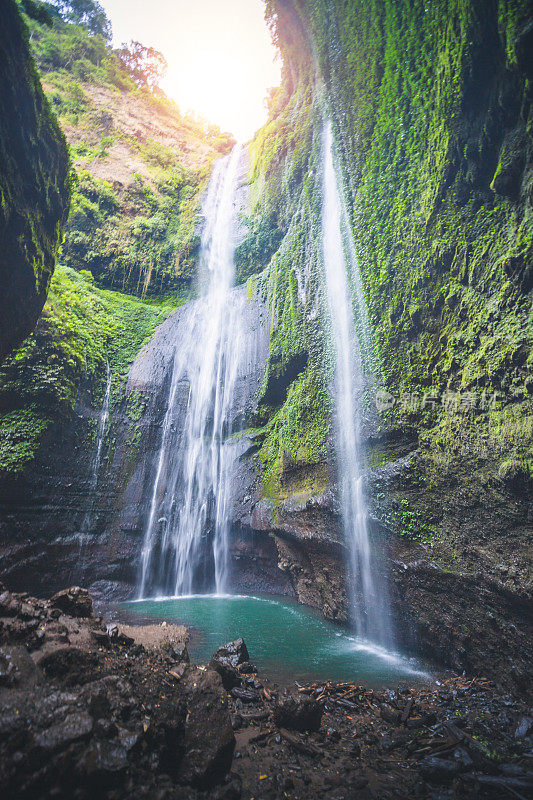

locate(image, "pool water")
(123, 593), (429, 686)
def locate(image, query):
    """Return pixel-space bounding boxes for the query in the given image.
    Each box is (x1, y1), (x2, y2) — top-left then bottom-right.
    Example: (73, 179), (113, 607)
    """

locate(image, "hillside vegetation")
(0, 0), (231, 474)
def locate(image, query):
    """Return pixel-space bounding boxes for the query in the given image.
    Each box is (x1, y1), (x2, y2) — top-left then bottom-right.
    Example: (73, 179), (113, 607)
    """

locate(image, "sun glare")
(101, 0), (281, 141)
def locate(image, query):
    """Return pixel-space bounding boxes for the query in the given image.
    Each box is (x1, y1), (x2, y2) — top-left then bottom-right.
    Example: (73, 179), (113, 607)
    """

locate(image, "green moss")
(0, 0), (70, 358)
(0, 409), (51, 474)
(380, 497), (438, 545)
(257, 0), (532, 513)
(0, 266), (171, 473)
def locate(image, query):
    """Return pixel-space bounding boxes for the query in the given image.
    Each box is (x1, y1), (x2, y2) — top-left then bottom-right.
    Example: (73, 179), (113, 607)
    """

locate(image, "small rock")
(92, 630), (111, 647)
(172, 643), (190, 663)
(453, 747), (474, 772)
(273, 695), (323, 732)
(231, 686), (261, 703)
(515, 717), (533, 739)
(50, 587), (93, 618)
(0, 653), (15, 686)
(420, 756), (459, 781)
(231, 713), (242, 731)
(0, 591), (21, 617)
(117, 727), (141, 752)
(380, 704), (400, 724)
(77, 739), (128, 780)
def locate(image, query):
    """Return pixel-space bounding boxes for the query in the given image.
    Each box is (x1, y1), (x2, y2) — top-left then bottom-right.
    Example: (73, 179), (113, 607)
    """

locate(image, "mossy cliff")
(0, 0), (70, 361)
(239, 0), (532, 678)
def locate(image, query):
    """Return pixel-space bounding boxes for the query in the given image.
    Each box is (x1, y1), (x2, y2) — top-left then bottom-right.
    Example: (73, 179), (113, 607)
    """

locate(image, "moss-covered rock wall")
(239, 0), (532, 679)
(248, 0), (532, 544)
(0, 0), (70, 361)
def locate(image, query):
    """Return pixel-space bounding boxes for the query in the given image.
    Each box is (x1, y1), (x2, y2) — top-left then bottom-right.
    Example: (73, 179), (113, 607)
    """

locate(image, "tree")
(116, 41), (167, 89)
(18, 0), (54, 27)
(46, 0), (111, 41)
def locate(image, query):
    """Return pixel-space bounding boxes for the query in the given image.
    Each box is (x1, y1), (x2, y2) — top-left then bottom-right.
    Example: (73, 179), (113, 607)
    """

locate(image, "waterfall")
(78, 360), (112, 541)
(321, 121), (393, 648)
(92, 360), (112, 484)
(139, 145), (246, 598)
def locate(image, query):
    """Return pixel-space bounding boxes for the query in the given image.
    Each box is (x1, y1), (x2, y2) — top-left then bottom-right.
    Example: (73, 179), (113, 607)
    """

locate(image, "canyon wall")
(0, 0), (70, 360)
(0, 0), (531, 690)
(237, 0), (532, 687)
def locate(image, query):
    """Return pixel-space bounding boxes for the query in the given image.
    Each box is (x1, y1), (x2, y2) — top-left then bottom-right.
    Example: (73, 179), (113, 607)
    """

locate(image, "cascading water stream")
(92, 360), (112, 484)
(139, 145), (245, 598)
(78, 360), (112, 541)
(321, 121), (393, 648)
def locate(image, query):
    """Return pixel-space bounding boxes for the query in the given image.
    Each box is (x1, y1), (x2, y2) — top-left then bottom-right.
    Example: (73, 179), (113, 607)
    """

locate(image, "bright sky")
(100, 0), (281, 141)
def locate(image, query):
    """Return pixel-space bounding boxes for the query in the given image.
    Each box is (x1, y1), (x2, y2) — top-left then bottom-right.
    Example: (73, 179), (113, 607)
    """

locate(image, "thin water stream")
(78, 360), (112, 541)
(321, 121), (393, 647)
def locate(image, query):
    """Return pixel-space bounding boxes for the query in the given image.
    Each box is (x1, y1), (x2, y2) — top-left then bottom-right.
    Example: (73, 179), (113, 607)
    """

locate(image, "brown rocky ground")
(1, 583), (532, 800)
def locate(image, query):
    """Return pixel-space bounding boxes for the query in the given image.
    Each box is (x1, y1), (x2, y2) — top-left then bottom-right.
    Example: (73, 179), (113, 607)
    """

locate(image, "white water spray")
(321, 121), (393, 647)
(139, 146), (246, 598)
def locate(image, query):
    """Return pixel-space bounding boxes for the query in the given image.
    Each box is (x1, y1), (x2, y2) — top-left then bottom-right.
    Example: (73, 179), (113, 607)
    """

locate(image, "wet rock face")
(0, 0), (69, 361)
(0, 283), (274, 606)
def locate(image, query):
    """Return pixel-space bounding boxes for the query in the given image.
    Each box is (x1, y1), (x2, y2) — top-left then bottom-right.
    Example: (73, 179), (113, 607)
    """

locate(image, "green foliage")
(0, 0), (70, 358)
(253, 0), (532, 517)
(0, 410), (51, 474)
(245, 44), (335, 503)
(116, 40), (167, 88)
(43, 0), (111, 40)
(304, 0), (532, 405)
(380, 496), (437, 545)
(19, 8), (230, 297)
(0, 266), (171, 472)
(235, 213), (283, 284)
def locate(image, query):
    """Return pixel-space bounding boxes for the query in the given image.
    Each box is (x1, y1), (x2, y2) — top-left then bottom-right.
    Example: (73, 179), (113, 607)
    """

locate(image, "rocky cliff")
(231, 0), (533, 687)
(0, 0), (70, 360)
(0, 0), (531, 693)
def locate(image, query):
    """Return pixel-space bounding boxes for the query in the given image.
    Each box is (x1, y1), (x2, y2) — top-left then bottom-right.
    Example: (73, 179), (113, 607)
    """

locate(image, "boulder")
(210, 659), (241, 691)
(0, 590), (21, 617)
(273, 695), (323, 732)
(180, 668), (235, 788)
(50, 587), (93, 618)
(210, 638), (249, 669)
(77, 739), (129, 783)
(34, 712), (93, 752)
(210, 638), (250, 691)
(0, 645), (43, 687)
